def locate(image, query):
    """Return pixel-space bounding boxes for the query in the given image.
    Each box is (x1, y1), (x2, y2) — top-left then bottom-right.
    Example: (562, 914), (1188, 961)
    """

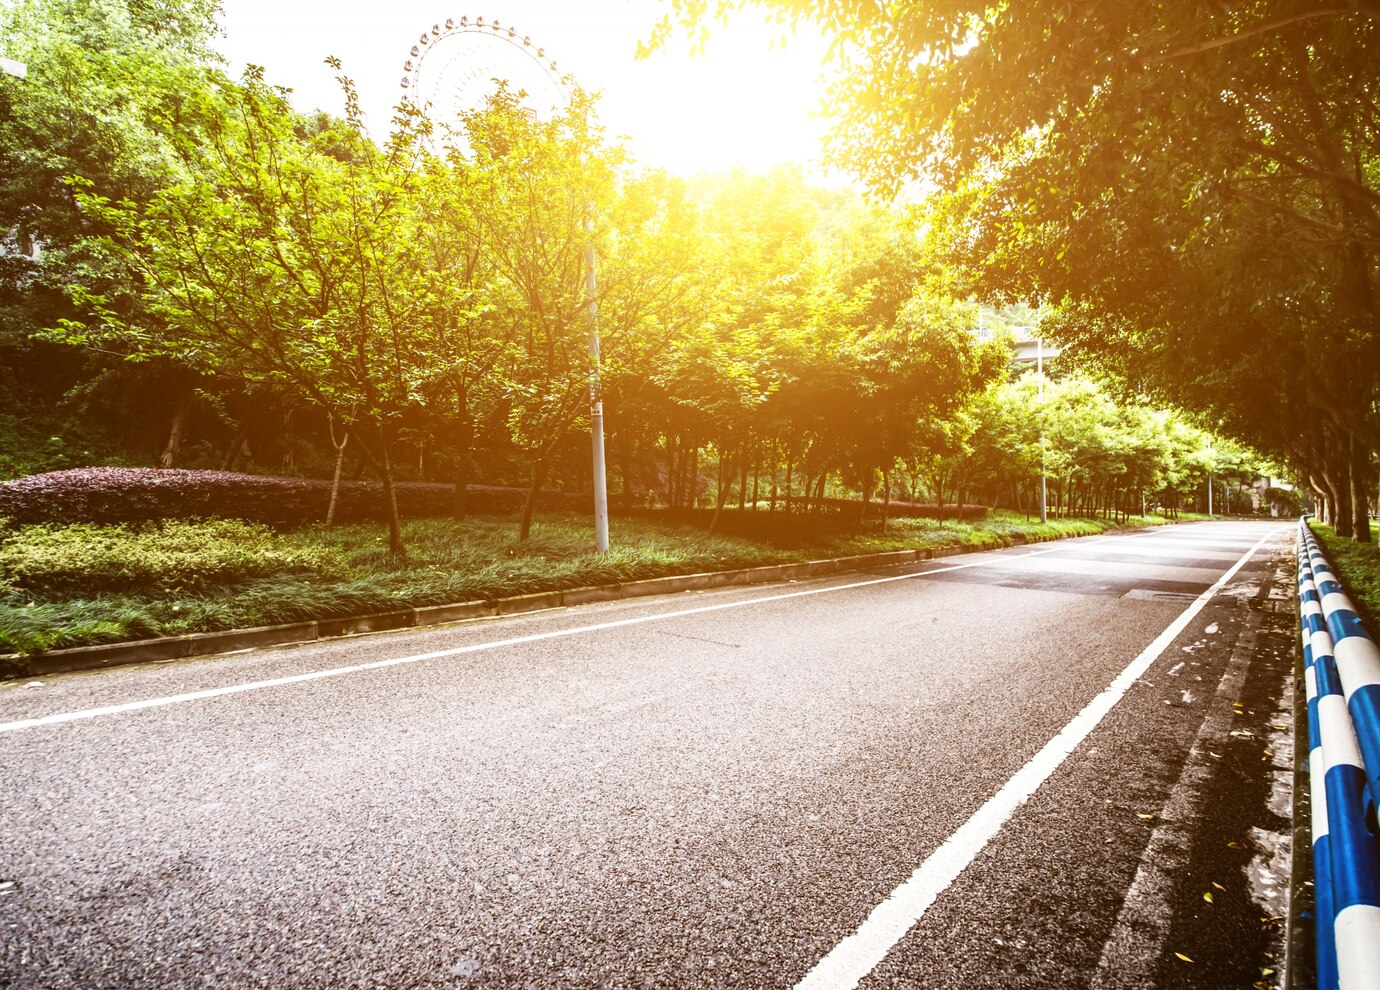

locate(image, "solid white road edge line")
(0, 532), (1142, 735)
(791, 526), (1283, 990)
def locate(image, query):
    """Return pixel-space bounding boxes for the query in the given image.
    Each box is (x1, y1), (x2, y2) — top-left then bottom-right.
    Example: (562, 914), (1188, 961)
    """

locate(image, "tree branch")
(1149, 5), (1372, 62)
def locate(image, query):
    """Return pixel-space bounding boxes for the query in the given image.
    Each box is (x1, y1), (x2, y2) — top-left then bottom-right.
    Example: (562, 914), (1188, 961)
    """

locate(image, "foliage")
(0, 509), (1179, 655)
(651, 0), (1378, 541)
(2, 0), (1290, 556)
(0, 519), (342, 596)
(0, 467), (587, 526)
(1311, 522), (1380, 633)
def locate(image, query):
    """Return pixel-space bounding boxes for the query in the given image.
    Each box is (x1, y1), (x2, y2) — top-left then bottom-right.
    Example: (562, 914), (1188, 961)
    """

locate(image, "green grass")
(1309, 522), (1380, 633)
(0, 509), (1193, 657)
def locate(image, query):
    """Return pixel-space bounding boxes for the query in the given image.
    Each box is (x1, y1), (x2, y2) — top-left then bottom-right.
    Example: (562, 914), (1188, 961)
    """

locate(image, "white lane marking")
(792, 527), (1281, 990)
(0, 535), (1125, 735)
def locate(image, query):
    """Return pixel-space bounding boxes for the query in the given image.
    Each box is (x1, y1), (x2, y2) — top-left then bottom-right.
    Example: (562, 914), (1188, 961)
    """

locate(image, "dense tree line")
(654, 0), (1380, 541)
(1, 0), (1279, 553)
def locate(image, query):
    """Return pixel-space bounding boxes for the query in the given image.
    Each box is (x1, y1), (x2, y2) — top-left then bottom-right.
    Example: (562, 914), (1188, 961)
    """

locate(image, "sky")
(215, 0), (838, 177)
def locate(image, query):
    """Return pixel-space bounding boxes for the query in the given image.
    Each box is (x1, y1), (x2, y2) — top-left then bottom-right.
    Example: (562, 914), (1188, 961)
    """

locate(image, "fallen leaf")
(1137, 813), (1155, 820)
(1213, 882), (1226, 891)
(1209, 751), (1223, 759)
(1203, 891), (1213, 903)
(1175, 952), (1194, 963)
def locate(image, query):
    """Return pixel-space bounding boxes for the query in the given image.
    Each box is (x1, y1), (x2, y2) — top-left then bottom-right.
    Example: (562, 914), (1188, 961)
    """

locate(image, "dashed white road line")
(791, 526), (1283, 990)
(0, 533), (1144, 735)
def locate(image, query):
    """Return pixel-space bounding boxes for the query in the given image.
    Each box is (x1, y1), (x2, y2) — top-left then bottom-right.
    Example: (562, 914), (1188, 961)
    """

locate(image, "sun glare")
(216, 0), (834, 175)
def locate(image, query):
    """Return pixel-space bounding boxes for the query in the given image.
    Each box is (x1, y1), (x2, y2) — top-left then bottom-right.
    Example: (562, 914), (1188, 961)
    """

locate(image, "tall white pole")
(1038, 337), (1047, 524)
(1208, 471), (1214, 517)
(585, 234), (609, 553)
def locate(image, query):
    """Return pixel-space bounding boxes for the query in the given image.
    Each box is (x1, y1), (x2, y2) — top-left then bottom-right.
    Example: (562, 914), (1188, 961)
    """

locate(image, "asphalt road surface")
(0, 520), (1300, 989)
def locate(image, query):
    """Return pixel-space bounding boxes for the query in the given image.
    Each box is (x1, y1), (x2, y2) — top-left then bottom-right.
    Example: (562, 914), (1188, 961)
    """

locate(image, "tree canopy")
(653, 0), (1378, 539)
(0, 0), (1295, 551)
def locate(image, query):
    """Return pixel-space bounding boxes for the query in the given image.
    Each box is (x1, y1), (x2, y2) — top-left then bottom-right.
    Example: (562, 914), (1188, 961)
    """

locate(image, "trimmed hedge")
(0, 519), (345, 596)
(0, 468), (588, 527)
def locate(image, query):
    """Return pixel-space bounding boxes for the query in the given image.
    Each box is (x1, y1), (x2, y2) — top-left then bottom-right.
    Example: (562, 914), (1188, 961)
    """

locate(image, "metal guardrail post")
(1300, 550), (1340, 990)
(1302, 531), (1380, 806)
(1297, 520), (1380, 989)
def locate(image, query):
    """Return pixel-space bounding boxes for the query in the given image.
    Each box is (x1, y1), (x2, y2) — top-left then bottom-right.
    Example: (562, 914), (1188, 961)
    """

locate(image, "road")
(0, 520), (1298, 989)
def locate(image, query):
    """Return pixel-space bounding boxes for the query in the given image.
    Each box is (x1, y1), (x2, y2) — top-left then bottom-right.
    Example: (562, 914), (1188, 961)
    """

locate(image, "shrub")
(1264, 486), (1304, 516)
(0, 467), (589, 526)
(0, 519), (346, 596)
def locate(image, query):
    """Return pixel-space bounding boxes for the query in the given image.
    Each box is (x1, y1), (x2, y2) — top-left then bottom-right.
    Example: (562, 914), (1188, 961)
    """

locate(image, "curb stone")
(0, 524), (1156, 680)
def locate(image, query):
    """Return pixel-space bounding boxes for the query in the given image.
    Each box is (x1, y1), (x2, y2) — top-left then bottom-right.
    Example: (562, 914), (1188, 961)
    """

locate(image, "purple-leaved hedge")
(0, 468), (588, 527)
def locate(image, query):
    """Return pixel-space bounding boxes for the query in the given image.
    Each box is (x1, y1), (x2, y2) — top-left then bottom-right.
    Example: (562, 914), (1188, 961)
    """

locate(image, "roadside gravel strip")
(0, 521), (1294, 989)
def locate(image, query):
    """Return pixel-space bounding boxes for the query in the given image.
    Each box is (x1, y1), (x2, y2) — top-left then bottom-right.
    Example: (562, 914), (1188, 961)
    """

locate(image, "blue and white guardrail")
(1297, 518), (1380, 988)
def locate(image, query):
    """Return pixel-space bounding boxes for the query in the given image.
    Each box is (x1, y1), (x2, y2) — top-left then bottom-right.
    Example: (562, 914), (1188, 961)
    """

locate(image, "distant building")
(972, 323), (1062, 365)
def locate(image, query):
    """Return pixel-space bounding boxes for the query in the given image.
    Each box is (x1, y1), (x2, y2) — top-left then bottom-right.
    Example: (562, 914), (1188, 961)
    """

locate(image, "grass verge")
(0, 509), (1193, 656)
(1309, 522), (1380, 633)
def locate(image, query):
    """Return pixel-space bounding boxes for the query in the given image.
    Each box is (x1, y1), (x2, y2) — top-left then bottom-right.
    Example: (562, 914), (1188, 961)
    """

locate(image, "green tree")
(452, 88), (623, 540)
(0, 0), (226, 468)
(654, 0), (1377, 539)
(63, 65), (442, 553)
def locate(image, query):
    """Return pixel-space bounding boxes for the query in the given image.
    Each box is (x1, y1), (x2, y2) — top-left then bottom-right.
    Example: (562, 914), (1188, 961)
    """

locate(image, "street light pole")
(1038, 336), (1048, 524)
(585, 232), (609, 553)
(400, 20), (610, 553)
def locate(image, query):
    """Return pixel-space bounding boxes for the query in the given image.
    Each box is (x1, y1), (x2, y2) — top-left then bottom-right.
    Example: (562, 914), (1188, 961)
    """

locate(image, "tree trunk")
(668, 435), (680, 509)
(1324, 462), (1354, 538)
(453, 404), (473, 521)
(1351, 435), (1372, 543)
(378, 425), (404, 556)
(159, 390), (190, 469)
(688, 447), (699, 508)
(279, 407), (296, 473)
(519, 460), (545, 542)
(617, 429), (635, 508)
(325, 415), (350, 528)
(709, 452), (732, 534)
(220, 423), (248, 472)
(881, 468), (891, 531)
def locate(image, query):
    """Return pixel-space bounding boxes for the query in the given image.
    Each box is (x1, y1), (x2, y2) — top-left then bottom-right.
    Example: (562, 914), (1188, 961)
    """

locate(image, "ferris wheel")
(400, 16), (571, 133)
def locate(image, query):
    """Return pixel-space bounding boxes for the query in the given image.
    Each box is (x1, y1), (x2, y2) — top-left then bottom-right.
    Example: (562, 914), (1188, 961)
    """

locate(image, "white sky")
(215, 0), (837, 177)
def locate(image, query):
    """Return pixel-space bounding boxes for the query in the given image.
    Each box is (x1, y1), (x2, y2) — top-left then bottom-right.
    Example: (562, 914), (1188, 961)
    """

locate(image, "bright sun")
(216, 0), (835, 176)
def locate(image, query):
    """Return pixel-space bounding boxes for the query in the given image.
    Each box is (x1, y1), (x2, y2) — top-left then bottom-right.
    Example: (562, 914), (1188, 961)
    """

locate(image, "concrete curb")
(0, 526), (1135, 680)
